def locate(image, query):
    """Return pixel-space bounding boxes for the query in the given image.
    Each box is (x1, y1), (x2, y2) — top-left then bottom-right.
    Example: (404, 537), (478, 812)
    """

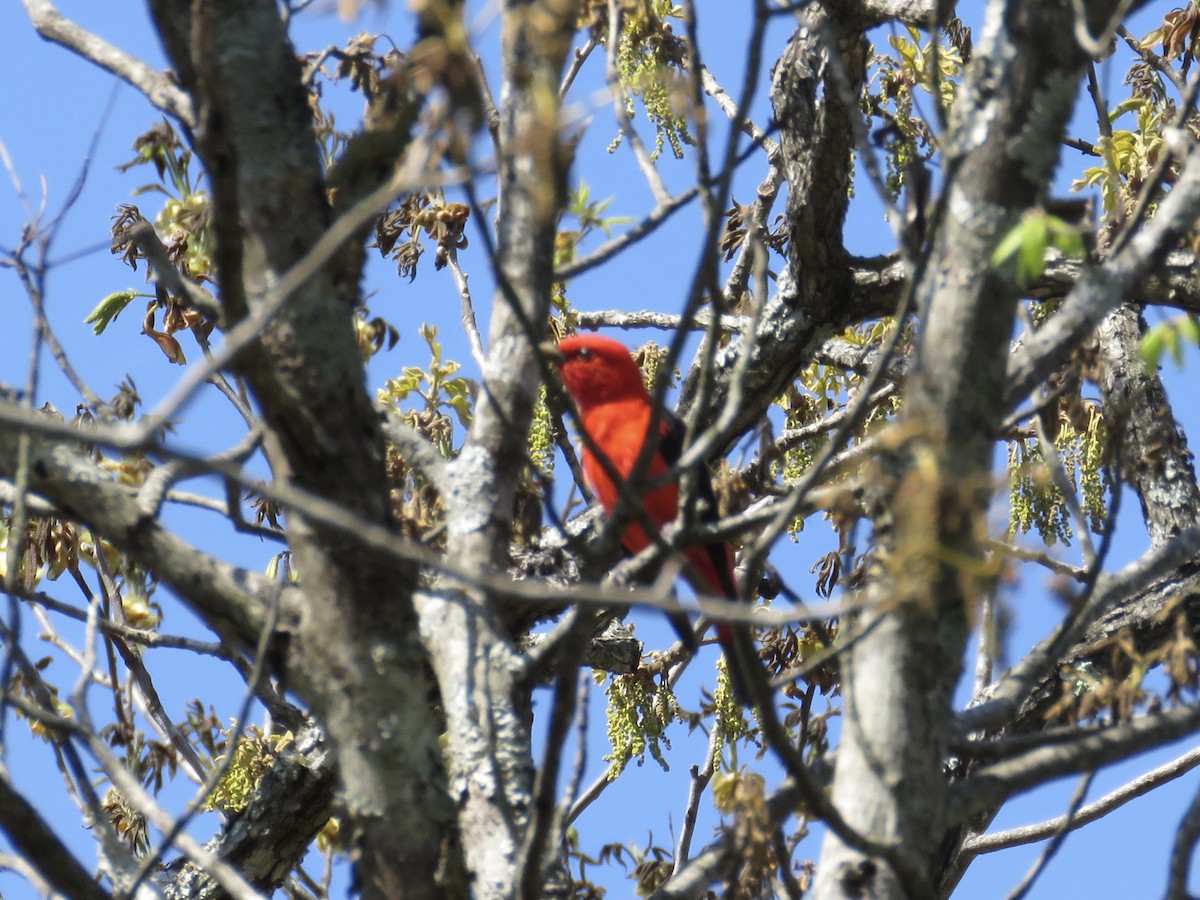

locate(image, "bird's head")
(544, 334), (650, 411)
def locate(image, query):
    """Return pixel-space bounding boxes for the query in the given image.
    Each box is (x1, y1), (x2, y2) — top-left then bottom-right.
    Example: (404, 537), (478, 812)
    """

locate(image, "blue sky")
(2, 2), (1199, 898)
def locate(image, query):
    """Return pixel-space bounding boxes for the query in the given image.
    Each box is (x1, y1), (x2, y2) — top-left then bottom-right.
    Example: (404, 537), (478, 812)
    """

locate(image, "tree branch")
(21, 0), (195, 126)
(950, 702), (1200, 822)
(961, 743), (1200, 858)
(0, 772), (109, 900)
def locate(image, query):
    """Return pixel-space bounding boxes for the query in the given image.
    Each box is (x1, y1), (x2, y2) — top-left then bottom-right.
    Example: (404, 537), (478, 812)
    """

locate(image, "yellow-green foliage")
(774, 318), (905, 537)
(636, 340), (673, 393)
(554, 181), (633, 310)
(710, 768), (775, 896)
(564, 180), (634, 244)
(608, 0), (693, 160)
(712, 656), (749, 758)
(377, 324), (473, 459)
(602, 671), (676, 776)
(117, 120), (214, 282)
(120, 569), (162, 630)
(85, 290), (140, 335)
(316, 816), (344, 854)
(1008, 407), (1108, 544)
(1009, 438), (1072, 544)
(992, 207), (1088, 287)
(776, 390), (818, 539)
(866, 24), (964, 195)
(1073, 97), (1164, 216)
(528, 385), (556, 477)
(1079, 408), (1108, 533)
(551, 234), (576, 314)
(205, 729), (294, 813)
(886, 25), (961, 110)
(1140, 315), (1200, 372)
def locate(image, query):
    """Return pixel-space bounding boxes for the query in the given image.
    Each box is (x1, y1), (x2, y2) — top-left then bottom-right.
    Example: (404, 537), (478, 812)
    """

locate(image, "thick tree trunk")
(424, 1), (575, 896)
(813, 2), (1133, 895)
(146, 3), (457, 895)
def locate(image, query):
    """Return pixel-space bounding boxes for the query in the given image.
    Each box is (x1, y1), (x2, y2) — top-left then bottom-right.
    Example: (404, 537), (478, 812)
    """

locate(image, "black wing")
(658, 411), (737, 599)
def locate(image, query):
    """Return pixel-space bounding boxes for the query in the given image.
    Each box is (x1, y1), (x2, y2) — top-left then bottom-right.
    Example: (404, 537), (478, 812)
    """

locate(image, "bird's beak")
(538, 340), (564, 365)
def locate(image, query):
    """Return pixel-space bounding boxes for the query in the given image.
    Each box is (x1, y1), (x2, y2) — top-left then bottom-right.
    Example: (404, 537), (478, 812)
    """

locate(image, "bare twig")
(673, 720), (722, 869)
(129, 220), (222, 319)
(951, 701), (1200, 822)
(127, 585), (282, 896)
(0, 776), (109, 900)
(773, 384), (898, 454)
(518, 634), (589, 898)
(21, 582), (234, 656)
(301, 44), (339, 87)
(0, 618), (131, 884)
(963, 743), (1200, 857)
(699, 65), (779, 160)
(21, 0), (195, 126)
(561, 672), (591, 816)
(973, 592), (997, 701)
(960, 523), (1200, 734)
(1067, 0), (1139, 58)
(560, 37), (598, 97)
(575, 306), (747, 333)
(86, 729), (264, 900)
(1, 403), (837, 635)
(564, 764), (617, 829)
(1004, 771), (1094, 900)
(554, 187), (700, 281)
(92, 546), (209, 783)
(1167, 776), (1200, 899)
(444, 244), (487, 370)
(1116, 25), (1187, 93)
(985, 539), (1089, 582)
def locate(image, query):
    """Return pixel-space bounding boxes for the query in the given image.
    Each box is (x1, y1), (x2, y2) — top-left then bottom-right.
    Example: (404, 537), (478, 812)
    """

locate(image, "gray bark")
(161, 723), (335, 899)
(145, 2), (455, 895)
(422, 1), (574, 896)
(1096, 305), (1200, 546)
(679, 3), (865, 447)
(813, 1), (1134, 896)
(11, 0), (1200, 896)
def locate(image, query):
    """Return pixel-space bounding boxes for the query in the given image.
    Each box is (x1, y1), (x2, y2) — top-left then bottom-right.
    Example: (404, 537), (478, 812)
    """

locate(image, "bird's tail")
(667, 610), (699, 652)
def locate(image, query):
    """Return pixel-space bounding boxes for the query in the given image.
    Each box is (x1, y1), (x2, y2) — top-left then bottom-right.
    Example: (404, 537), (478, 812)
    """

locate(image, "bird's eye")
(576, 347), (592, 361)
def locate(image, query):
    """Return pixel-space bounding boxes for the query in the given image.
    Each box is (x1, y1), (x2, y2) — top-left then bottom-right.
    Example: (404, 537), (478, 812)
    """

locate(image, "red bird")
(549, 333), (754, 703)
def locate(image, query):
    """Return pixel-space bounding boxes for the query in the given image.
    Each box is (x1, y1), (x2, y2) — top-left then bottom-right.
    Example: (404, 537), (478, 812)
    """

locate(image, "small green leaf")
(85, 291), (137, 335)
(992, 222), (1028, 268)
(1166, 322), (1184, 365)
(993, 210), (1057, 286)
(1141, 316), (1200, 373)
(1139, 325), (1167, 372)
(1179, 315), (1200, 347)
(446, 392), (473, 428)
(1046, 214), (1086, 259)
(1018, 219), (1048, 283)
(1052, 228), (1086, 259)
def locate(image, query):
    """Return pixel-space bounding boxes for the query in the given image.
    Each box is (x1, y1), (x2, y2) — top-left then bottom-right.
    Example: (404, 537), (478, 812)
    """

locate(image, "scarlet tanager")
(549, 333), (755, 703)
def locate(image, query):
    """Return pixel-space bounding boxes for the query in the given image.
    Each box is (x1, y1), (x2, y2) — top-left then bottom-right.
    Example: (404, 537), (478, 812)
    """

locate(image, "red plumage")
(551, 334), (752, 702)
